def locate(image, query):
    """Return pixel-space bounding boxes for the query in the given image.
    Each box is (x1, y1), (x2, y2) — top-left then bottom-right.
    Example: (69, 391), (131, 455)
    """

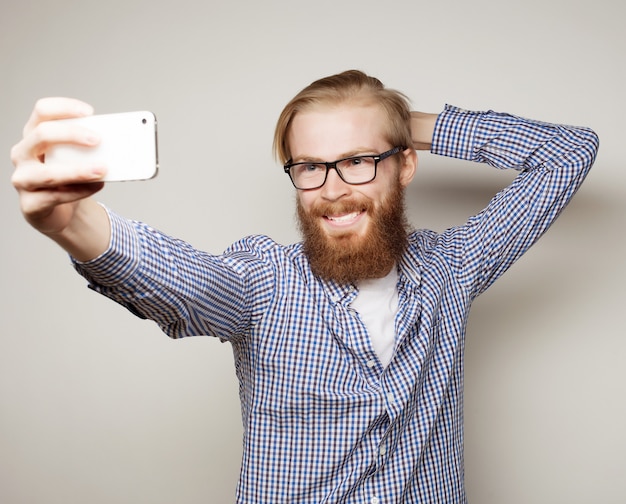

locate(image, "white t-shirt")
(352, 266), (399, 368)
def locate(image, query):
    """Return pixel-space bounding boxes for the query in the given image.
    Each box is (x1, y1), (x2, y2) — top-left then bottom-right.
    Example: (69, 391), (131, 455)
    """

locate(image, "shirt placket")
(363, 274), (423, 501)
(324, 284), (396, 494)
(327, 285), (384, 381)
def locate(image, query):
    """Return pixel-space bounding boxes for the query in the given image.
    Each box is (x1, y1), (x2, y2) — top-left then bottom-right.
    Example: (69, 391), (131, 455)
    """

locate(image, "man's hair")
(273, 69), (413, 163)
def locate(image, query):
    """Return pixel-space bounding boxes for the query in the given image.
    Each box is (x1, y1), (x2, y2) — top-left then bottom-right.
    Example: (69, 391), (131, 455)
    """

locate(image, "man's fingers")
(11, 120), (101, 165)
(11, 160), (106, 192)
(22, 97), (94, 137)
(19, 182), (105, 214)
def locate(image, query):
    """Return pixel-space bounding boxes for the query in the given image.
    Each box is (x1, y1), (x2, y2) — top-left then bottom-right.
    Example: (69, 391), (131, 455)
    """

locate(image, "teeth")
(327, 212), (360, 222)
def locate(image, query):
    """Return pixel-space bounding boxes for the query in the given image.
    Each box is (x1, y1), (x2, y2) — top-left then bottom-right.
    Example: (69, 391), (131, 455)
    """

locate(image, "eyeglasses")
(283, 146), (406, 190)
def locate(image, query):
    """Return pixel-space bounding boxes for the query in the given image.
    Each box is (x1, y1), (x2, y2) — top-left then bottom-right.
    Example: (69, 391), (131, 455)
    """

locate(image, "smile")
(324, 210), (364, 225)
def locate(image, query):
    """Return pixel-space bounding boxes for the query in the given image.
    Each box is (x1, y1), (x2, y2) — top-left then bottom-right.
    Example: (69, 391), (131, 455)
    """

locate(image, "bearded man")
(11, 70), (599, 503)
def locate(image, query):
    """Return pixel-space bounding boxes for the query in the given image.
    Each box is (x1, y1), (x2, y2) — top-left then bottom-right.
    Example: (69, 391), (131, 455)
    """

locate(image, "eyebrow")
(292, 148), (379, 163)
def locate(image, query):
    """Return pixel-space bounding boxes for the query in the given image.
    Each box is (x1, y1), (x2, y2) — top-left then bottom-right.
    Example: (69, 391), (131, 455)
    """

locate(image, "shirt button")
(379, 445), (387, 456)
(371, 497), (380, 504)
(387, 393), (395, 403)
(366, 360), (376, 368)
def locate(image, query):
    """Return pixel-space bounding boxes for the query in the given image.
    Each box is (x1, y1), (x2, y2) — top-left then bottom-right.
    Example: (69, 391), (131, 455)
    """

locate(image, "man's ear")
(399, 148), (417, 187)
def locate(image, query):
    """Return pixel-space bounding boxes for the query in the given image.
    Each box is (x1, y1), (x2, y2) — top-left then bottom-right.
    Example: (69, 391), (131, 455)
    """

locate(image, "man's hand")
(410, 111), (438, 151)
(11, 98), (112, 261)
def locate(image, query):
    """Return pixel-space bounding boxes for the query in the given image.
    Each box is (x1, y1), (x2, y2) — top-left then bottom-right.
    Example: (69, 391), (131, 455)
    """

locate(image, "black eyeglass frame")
(283, 146), (406, 190)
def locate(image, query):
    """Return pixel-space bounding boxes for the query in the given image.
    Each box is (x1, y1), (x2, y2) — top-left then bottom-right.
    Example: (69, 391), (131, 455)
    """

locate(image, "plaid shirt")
(75, 105), (599, 503)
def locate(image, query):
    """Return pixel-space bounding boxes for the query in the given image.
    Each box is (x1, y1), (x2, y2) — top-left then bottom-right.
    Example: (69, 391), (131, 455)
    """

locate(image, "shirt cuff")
(72, 207), (142, 287)
(431, 104), (482, 161)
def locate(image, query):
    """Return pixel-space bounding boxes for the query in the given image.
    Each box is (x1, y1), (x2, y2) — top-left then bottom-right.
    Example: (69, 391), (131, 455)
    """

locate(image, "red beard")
(297, 181), (410, 284)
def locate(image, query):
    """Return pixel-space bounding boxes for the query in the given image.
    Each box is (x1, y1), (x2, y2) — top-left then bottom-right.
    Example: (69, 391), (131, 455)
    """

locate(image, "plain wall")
(1, 0), (624, 502)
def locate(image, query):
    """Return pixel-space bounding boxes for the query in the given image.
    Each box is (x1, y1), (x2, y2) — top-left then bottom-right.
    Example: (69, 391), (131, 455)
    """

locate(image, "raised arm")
(410, 111), (438, 150)
(430, 105), (599, 297)
(10, 98), (111, 261)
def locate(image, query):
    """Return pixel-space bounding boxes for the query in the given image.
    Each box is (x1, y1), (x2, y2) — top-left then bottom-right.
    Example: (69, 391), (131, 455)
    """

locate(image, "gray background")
(1, 0), (624, 502)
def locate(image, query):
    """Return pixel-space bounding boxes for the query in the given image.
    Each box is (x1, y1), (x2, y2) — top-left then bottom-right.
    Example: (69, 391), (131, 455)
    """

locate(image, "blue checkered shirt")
(75, 106), (599, 503)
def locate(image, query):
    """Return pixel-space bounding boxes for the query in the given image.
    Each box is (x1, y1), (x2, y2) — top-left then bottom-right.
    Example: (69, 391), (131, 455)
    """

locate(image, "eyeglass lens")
(290, 156), (377, 189)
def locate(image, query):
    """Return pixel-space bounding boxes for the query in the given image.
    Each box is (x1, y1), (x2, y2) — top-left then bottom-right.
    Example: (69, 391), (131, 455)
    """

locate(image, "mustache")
(307, 198), (374, 218)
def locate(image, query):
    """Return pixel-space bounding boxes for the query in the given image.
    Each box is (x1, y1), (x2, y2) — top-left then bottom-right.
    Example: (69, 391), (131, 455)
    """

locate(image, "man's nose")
(320, 166), (350, 200)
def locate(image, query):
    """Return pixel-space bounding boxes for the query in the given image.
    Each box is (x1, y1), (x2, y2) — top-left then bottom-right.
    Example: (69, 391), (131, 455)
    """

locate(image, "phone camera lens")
(142, 118), (147, 124)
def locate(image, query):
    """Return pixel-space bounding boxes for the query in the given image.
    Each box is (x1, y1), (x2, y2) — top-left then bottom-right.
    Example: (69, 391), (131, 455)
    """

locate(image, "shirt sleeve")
(430, 105), (599, 298)
(73, 208), (275, 341)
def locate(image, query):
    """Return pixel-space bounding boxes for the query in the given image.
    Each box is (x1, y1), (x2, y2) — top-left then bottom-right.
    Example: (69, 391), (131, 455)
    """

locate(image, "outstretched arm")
(11, 98), (111, 261)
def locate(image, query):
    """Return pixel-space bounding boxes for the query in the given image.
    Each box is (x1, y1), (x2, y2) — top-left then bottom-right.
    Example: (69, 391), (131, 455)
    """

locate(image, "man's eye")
(341, 158), (362, 167)
(303, 164), (322, 172)
(293, 163), (324, 176)
(348, 157), (375, 167)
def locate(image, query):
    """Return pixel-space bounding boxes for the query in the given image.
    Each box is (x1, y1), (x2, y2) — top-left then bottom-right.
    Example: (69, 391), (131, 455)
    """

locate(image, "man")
(11, 70), (599, 503)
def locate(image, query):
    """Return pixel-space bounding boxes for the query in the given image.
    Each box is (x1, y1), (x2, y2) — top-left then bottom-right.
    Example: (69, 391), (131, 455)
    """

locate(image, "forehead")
(288, 103), (389, 160)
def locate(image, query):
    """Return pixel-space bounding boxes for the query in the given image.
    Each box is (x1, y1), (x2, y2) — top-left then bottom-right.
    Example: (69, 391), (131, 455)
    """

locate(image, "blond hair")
(273, 70), (413, 163)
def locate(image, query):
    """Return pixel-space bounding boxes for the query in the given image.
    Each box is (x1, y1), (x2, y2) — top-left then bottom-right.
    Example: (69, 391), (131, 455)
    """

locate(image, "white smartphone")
(45, 111), (159, 182)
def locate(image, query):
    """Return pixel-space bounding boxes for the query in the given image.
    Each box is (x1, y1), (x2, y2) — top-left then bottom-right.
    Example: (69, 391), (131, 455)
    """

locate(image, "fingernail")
(79, 104), (95, 116)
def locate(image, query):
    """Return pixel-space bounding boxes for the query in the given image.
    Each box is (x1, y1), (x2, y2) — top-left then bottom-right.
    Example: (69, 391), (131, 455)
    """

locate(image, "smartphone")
(45, 111), (159, 182)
